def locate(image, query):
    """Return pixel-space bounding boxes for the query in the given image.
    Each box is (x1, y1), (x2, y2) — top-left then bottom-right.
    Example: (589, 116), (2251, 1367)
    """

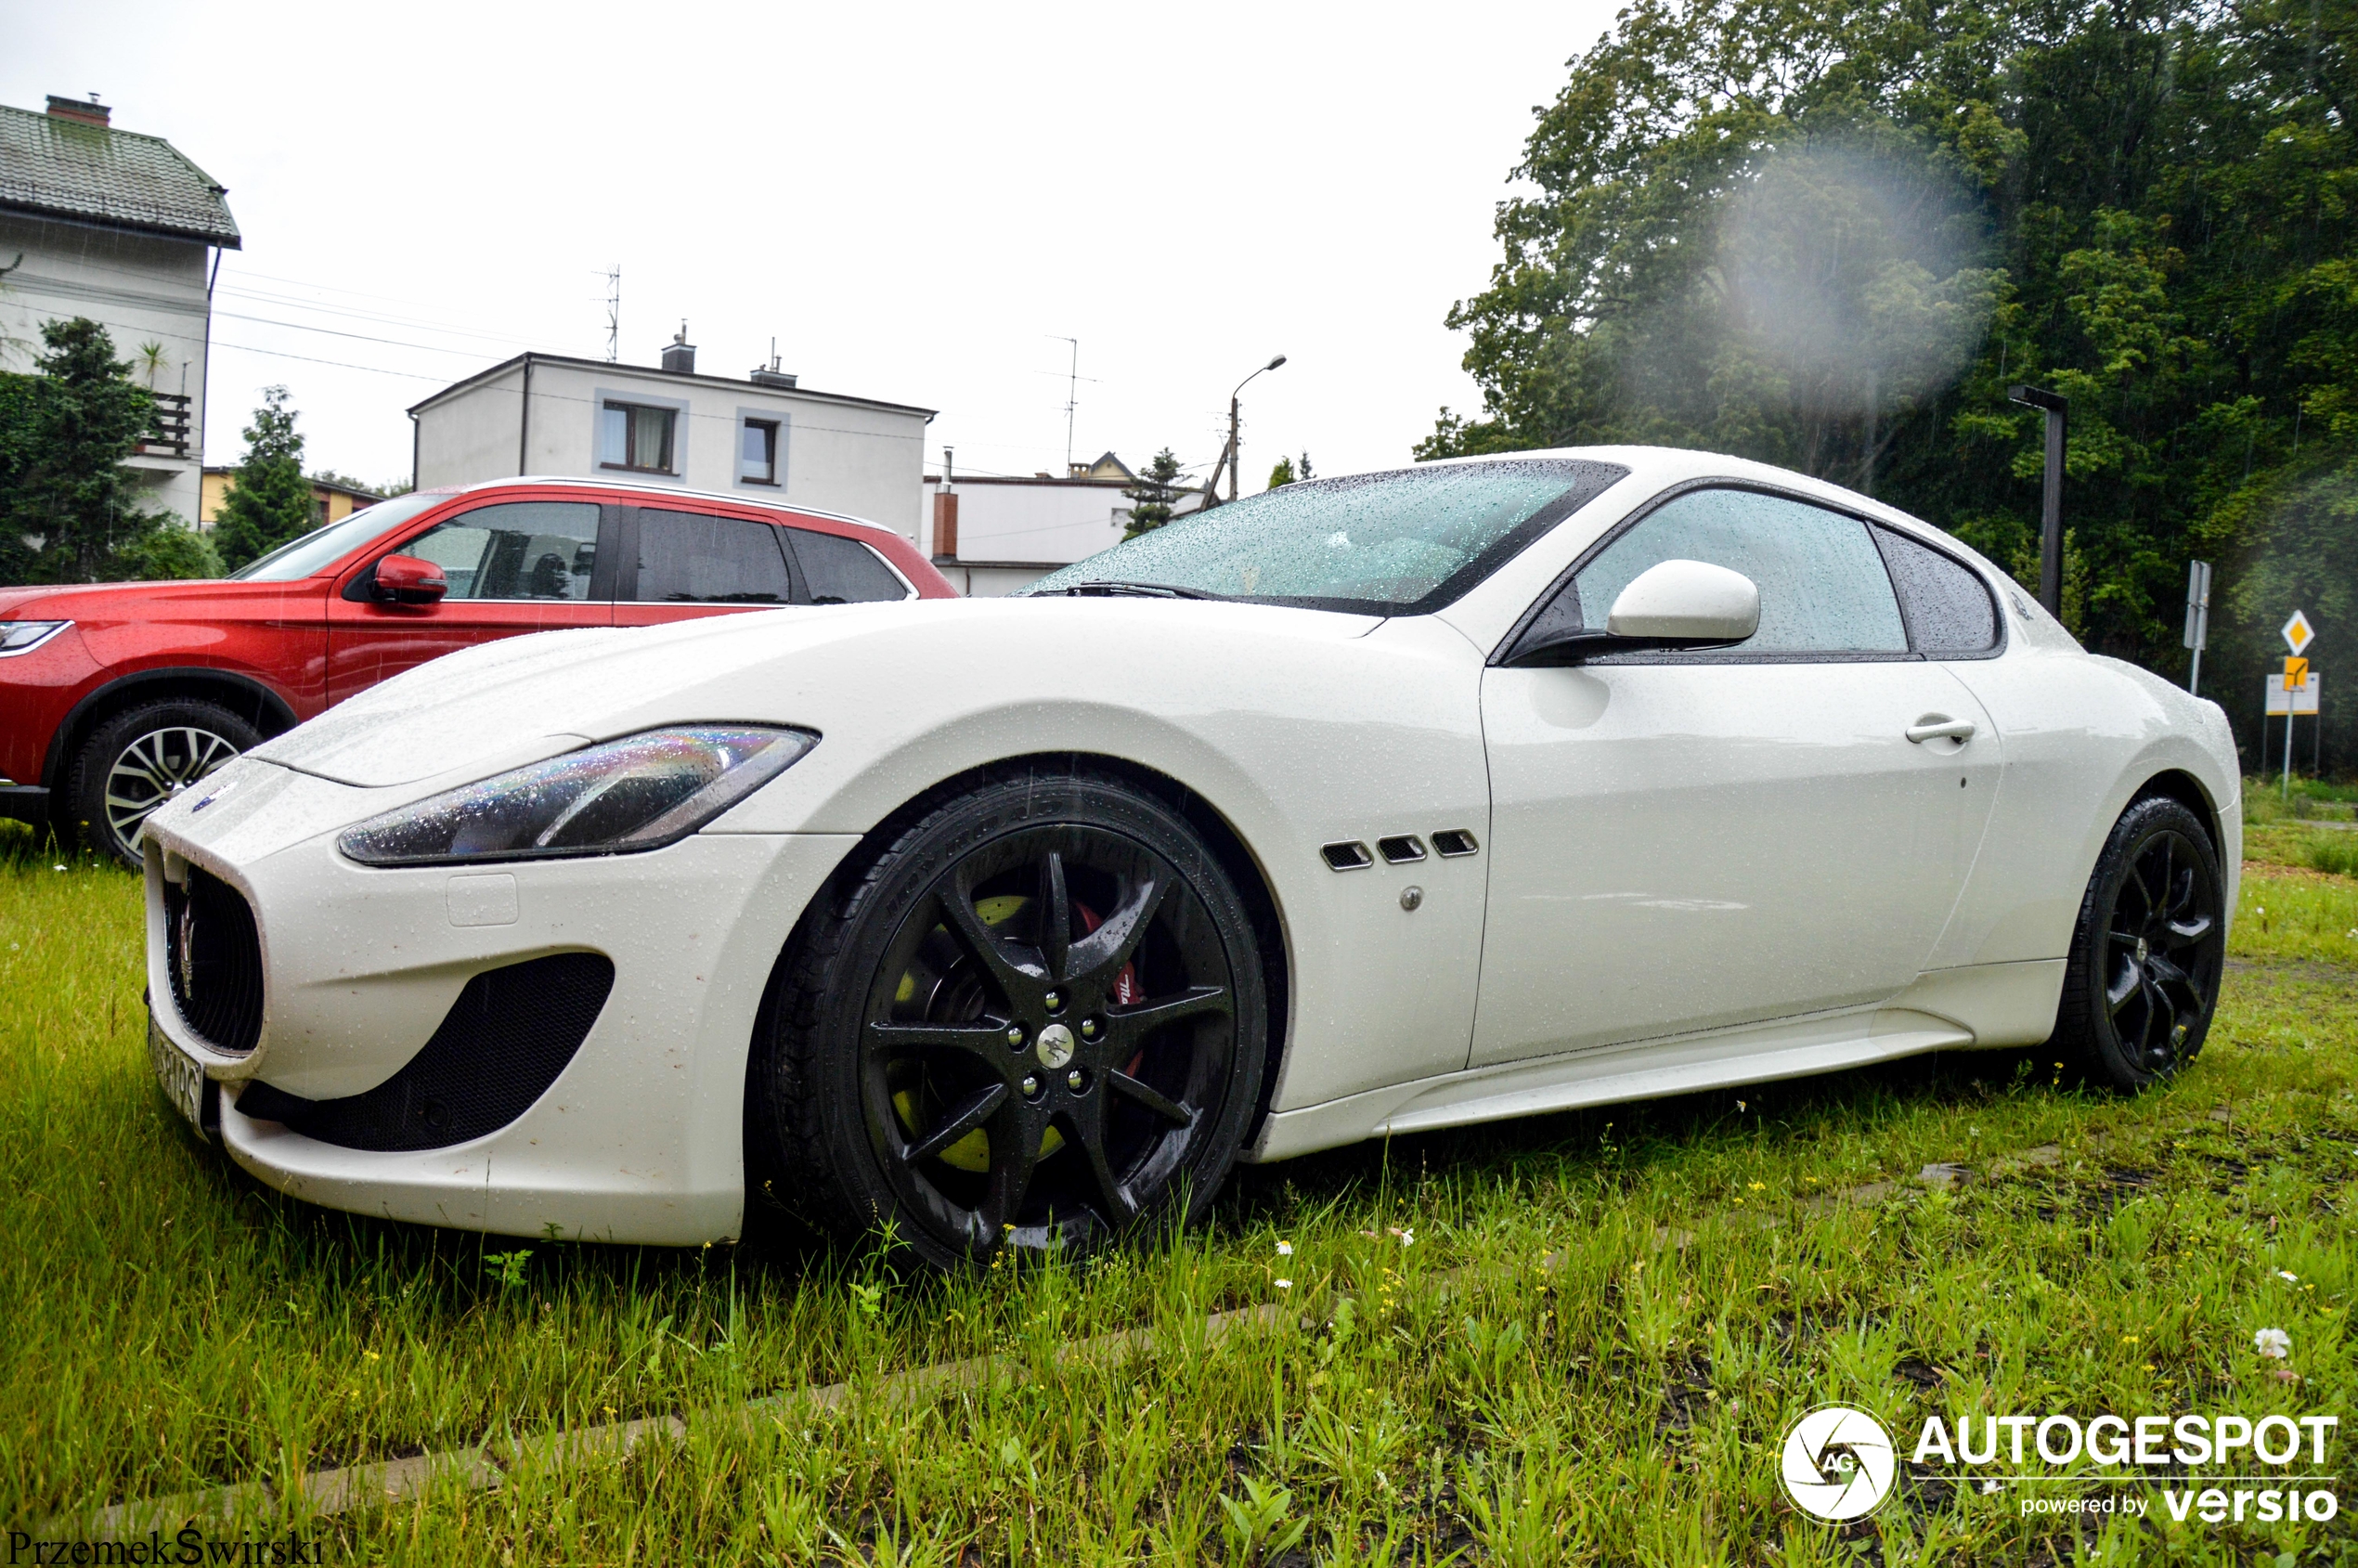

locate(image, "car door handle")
(1906, 716), (1976, 745)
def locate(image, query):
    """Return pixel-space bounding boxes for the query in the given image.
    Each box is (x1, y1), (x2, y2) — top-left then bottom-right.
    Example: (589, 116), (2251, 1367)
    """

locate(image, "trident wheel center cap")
(2136, 937), (2149, 964)
(1035, 1022), (1077, 1069)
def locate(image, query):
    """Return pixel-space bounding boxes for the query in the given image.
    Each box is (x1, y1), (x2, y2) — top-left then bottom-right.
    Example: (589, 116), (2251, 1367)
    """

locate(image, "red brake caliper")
(1073, 901), (1145, 1073)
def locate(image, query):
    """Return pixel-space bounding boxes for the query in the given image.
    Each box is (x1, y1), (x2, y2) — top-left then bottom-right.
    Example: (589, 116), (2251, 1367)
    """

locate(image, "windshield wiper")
(1054, 580), (1227, 601)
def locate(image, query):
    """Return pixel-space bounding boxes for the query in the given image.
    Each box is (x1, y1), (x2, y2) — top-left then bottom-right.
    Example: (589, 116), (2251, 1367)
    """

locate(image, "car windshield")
(1021, 459), (1626, 614)
(227, 491), (449, 582)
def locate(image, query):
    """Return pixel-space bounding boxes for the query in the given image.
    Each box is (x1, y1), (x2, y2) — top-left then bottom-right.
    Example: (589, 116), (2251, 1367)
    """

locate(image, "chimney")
(750, 336), (797, 388)
(932, 447), (959, 560)
(661, 321), (695, 375)
(47, 94), (110, 127)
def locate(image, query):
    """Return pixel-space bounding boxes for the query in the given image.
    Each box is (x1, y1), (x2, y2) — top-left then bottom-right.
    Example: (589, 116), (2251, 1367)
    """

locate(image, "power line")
(212, 310), (514, 357)
(209, 341), (448, 379)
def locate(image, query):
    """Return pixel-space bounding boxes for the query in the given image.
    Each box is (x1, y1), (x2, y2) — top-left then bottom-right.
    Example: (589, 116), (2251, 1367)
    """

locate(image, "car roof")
(421, 474), (902, 538)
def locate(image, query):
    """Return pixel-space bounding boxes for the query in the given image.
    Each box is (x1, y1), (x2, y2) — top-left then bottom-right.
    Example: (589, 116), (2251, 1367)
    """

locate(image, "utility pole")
(2008, 385), (2068, 616)
(1053, 336), (1079, 476)
(603, 266), (622, 362)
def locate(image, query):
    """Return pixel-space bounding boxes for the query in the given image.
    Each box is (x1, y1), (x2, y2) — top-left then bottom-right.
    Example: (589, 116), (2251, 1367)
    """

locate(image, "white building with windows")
(921, 452), (1209, 596)
(0, 95), (240, 524)
(408, 337), (934, 540)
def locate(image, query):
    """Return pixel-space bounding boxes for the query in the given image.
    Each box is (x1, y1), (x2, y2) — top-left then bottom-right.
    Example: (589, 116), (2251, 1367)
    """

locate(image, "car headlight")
(0, 620), (71, 656)
(338, 726), (817, 867)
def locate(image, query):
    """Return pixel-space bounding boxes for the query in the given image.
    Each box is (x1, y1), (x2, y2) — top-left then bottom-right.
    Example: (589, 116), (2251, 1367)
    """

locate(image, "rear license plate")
(149, 1014), (210, 1141)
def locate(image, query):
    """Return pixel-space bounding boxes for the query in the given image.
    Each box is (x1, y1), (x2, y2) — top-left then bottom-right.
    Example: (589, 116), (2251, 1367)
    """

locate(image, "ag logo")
(1780, 1405), (1897, 1522)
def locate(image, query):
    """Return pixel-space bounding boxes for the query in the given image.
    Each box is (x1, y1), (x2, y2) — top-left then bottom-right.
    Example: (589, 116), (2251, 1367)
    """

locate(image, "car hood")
(0, 577), (316, 618)
(247, 597), (1386, 789)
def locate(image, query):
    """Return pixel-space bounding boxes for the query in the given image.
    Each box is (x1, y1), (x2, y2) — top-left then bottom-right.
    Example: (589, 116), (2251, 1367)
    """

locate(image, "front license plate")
(149, 1014), (210, 1141)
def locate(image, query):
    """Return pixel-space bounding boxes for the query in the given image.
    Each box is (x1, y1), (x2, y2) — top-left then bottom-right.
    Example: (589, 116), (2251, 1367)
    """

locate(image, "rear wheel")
(66, 699), (258, 868)
(2053, 796), (2226, 1091)
(750, 769), (1266, 1269)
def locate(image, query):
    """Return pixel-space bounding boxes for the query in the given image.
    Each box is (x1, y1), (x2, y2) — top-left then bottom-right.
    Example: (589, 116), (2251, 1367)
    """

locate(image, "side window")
(399, 501), (600, 602)
(632, 510), (793, 603)
(601, 401), (678, 473)
(739, 419), (781, 486)
(1573, 488), (1907, 654)
(787, 527), (909, 603)
(1872, 526), (1999, 654)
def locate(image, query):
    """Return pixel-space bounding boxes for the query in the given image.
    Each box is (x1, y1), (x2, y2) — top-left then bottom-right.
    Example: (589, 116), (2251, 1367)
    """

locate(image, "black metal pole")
(2009, 385), (2068, 617)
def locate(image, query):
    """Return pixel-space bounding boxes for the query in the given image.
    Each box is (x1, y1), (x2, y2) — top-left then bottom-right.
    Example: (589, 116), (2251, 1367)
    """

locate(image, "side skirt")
(1244, 959), (2066, 1163)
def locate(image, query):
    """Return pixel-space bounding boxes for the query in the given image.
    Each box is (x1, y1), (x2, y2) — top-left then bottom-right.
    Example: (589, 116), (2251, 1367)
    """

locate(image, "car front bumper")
(142, 760), (858, 1245)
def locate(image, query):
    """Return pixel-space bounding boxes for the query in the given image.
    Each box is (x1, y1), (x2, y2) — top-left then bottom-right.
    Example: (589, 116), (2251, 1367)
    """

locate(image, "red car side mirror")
(373, 553), (447, 605)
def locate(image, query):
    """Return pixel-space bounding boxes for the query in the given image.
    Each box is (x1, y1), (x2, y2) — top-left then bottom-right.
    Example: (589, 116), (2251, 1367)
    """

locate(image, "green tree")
(212, 386), (314, 571)
(309, 468), (385, 497)
(2, 317), (161, 584)
(1121, 447), (1190, 538)
(116, 514), (223, 580)
(1267, 451), (1315, 489)
(1426, 0), (2358, 770)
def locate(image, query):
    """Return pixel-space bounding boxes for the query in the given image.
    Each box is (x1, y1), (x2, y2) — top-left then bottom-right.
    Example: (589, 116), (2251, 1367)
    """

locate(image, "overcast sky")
(6, 1), (1614, 492)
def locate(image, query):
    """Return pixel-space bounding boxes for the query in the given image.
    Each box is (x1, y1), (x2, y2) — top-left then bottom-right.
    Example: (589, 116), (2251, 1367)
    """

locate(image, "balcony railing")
(140, 393), (191, 459)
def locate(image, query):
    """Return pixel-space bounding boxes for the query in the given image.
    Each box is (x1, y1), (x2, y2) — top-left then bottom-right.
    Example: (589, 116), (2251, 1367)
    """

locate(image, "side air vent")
(1377, 835), (1427, 864)
(163, 866), (265, 1056)
(233, 952), (615, 1152)
(1432, 829), (1481, 858)
(1321, 840), (1373, 871)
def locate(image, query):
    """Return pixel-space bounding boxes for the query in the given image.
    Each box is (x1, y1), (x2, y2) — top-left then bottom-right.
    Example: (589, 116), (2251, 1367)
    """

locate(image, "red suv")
(0, 476), (955, 863)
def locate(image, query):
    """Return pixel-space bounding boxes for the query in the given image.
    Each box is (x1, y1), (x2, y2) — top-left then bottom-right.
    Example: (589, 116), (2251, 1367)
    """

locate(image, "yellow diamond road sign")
(2283, 610), (2314, 656)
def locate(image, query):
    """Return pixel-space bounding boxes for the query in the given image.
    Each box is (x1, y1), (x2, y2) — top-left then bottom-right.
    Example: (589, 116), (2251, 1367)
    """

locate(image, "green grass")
(4, 820), (2356, 1562)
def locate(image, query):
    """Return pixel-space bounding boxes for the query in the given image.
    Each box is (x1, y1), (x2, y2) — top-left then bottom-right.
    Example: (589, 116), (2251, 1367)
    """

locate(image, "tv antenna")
(602, 265), (621, 361)
(1052, 335), (1079, 474)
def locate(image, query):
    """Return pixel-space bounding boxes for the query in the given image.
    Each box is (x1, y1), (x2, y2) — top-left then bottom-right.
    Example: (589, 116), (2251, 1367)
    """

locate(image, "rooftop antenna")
(769, 336), (781, 373)
(1052, 335), (1079, 475)
(602, 265), (621, 362)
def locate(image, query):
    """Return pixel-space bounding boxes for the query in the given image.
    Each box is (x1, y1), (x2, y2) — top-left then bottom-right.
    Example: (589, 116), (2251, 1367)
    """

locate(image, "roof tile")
(0, 103), (240, 246)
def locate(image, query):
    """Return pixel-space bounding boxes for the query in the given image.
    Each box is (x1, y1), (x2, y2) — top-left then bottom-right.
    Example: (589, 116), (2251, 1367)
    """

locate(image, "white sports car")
(140, 448), (2239, 1267)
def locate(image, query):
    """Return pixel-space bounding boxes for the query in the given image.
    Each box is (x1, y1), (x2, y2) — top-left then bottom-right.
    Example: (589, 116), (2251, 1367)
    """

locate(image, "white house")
(0, 95), (240, 524)
(922, 452), (1209, 596)
(408, 339), (935, 541)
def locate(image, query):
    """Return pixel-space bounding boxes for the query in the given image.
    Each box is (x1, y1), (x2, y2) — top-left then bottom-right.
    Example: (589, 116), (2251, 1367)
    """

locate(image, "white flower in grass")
(1981, 1479), (2002, 1495)
(1275, 1278), (1293, 1290)
(1400, 1228), (1415, 1248)
(1276, 1239), (1293, 1256)
(2278, 1270), (2299, 1282)
(2255, 1328), (2291, 1359)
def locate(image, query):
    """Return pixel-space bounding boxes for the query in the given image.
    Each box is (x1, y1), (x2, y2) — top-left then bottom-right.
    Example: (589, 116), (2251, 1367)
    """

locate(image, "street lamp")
(1215, 355), (1287, 505)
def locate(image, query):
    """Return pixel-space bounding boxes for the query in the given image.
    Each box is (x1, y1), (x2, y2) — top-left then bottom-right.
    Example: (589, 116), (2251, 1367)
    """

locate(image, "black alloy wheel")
(2054, 796), (2226, 1090)
(751, 769), (1267, 1269)
(67, 698), (260, 869)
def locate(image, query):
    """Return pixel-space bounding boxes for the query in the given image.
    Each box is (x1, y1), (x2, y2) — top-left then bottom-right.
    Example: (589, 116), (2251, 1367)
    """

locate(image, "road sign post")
(2282, 611), (2316, 799)
(2183, 560), (2212, 695)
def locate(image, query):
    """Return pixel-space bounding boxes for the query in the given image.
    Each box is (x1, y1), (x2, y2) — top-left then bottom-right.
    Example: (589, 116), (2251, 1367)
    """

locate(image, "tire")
(2052, 796), (2227, 1092)
(66, 699), (259, 869)
(749, 766), (1267, 1270)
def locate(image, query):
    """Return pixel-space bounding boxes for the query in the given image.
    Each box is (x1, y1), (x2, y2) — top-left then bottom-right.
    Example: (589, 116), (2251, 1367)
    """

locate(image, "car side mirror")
(1605, 559), (1759, 641)
(372, 553), (447, 605)
(1504, 558), (1760, 666)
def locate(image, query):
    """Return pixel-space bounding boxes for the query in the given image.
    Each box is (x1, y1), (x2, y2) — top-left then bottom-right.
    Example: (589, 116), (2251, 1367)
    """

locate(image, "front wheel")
(66, 699), (259, 869)
(749, 769), (1268, 1270)
(2053, 796), (2227, 1091)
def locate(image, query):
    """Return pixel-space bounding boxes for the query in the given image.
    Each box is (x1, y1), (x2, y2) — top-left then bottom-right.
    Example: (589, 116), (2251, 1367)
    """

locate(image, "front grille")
(163, 867), (264, 1055)
(233, 952), (615, 1152)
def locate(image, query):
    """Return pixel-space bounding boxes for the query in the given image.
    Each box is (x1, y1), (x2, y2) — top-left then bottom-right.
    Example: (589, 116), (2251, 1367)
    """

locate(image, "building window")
(602, 400), (677, 473)
(740, 419), (780, 485)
